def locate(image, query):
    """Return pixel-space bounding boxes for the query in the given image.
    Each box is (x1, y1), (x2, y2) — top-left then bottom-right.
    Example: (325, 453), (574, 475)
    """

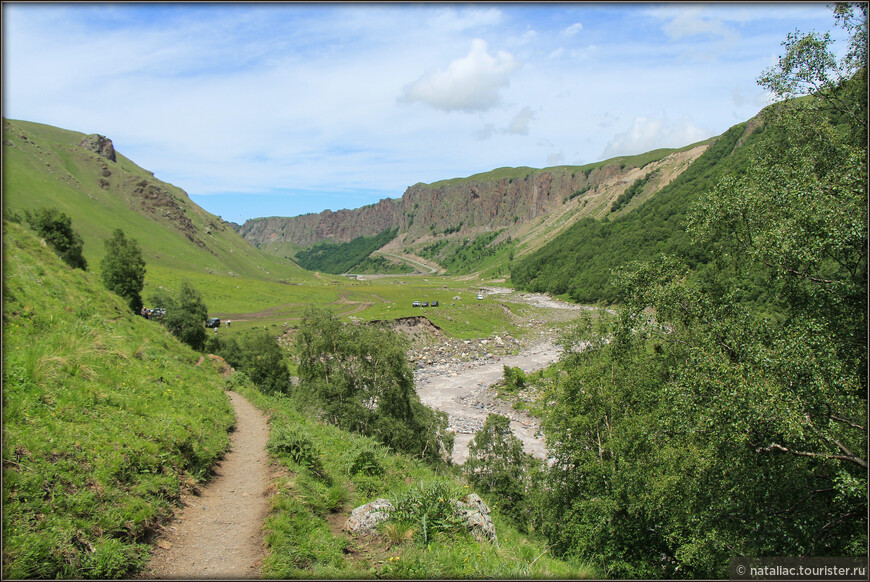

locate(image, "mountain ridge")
(236, 138), (714, 264)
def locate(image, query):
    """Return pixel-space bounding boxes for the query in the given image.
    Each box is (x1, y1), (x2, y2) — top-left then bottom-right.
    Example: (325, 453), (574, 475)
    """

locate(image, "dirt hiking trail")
(140, 391), (271, 579)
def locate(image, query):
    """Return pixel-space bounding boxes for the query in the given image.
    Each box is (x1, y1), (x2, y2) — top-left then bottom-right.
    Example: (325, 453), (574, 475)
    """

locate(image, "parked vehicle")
(477, 294), (484, 300)
(205, 318), (221, 328)
(422, 301), (429, 307)
(412, 301), (421, 307)
(431, 300), (439, 307)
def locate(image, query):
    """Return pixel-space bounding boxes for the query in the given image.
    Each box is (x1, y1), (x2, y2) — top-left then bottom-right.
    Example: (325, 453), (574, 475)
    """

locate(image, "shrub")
(149, 280), (208, 351)
(296, 307), (453, 463)
(208, 330), (292, 395)
(100, 229), (145, 313)
(501, 365), (526, 392)
(268, 424), (324, 477)
(389, 480), (466, 544)
(24, 207), (87, 270)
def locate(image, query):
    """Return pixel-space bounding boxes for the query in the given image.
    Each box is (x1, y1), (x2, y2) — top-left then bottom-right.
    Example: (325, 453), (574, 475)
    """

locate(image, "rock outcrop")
(78, 134), (116, 162)
(344, 498), (394, 536)
(454, 493), (497, 545)
(344, 493), (497, 545)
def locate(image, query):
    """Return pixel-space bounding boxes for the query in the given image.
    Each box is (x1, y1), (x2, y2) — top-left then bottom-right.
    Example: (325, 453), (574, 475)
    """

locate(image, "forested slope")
(523, 6), (867, 577)
(510, 117), (764, 303)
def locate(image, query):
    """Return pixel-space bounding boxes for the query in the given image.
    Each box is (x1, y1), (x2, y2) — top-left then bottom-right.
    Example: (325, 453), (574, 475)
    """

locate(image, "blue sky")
(2, 2), (849, 224)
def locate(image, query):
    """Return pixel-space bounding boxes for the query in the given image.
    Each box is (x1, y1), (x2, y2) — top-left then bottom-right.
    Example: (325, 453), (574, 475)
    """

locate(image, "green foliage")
(148, 280), (209, 351)
(353, 254), (415, 274)
(207, 330), (292, 395)
(536, 8), (867, 576)
(24, 206), (88, 270)
(268, 424), (326, 478)
(100, 228), (146, 313)
(296, 307), (453, 462)
(500, 365), (526, 392)
(610, 170), (656, 213)
(389, 480), (468, 544)
(295, 228), (399, 274)
(464, 414), (538, 525)
(417, 231), (514, 275)
(511, 120), (756, 303)
(565, 184), (592, 202)
(2, 220), (234, 579)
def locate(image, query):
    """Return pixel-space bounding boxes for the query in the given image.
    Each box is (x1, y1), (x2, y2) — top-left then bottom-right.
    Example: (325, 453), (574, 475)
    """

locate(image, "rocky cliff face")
(238, 164), (628, 248)
(238, 198), (401, 248)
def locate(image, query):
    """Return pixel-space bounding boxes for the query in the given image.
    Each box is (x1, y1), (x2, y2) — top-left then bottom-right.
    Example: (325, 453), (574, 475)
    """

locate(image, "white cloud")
(561, 22), (583, 36)
(659, 6), (739, 42)
(547, 152), (565, 165)
(601, 115), (710, 159)
(399, 39), (520, 112)
(506, 106), (535, 135)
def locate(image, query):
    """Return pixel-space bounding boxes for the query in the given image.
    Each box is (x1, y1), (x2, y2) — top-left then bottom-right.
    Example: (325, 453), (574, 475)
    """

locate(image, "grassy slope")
(2, 119), (530, 339)
(2, 217), (592, 579)
(235, 383), (597, 579)
(2, 118), (317, 308)
(421, 139), (711, 188)
(2, 220), (236, 578)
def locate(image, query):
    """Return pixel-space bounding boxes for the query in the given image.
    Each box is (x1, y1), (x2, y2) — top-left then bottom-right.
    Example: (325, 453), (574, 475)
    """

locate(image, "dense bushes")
(295, 228), (399, 274)
(510, 120), (757, 303)
(526, 8), (868, 576)
(149, 280), (209, 351)
(207, 330), (293, 395)
(296, 307), (453, 463)
(24, 206), (87, 270)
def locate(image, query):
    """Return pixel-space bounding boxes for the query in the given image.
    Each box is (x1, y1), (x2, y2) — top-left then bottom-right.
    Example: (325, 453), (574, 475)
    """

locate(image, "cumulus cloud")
(400, 39), (520, 112)
(601, 115), (709, 159)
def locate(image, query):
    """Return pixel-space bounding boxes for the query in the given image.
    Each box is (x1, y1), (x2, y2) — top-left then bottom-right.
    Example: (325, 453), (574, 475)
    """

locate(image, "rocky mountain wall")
(238, 164), (628, 248)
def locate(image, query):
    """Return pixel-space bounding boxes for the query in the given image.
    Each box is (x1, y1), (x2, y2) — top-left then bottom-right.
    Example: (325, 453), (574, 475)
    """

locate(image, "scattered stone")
(454, 493), (497, 545)
(344, 498), (393, 536)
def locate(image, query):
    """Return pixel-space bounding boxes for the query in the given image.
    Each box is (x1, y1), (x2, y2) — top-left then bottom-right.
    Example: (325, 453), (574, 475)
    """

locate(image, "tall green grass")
(2, 220), (235, 579)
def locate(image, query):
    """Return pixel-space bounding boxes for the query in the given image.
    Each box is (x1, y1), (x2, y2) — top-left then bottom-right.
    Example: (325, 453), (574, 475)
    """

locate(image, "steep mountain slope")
(2, 118), (308, 287)
(511, 116), (767, 303)
(236, 141), (712, 270)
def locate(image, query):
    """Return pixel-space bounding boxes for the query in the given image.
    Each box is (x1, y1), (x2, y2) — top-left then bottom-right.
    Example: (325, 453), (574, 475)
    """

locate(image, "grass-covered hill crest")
(2, 117), (306, 285)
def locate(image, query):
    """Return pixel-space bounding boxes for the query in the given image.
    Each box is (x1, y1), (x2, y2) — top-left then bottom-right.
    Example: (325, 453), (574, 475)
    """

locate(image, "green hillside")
(2, 118), (316, 309)
(510, 117), (763, 303)
(422, 141), (709, 189)
(295, 228), (401, 274)
(2, 219), (236, 578)
(2, 218), (593, 579)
